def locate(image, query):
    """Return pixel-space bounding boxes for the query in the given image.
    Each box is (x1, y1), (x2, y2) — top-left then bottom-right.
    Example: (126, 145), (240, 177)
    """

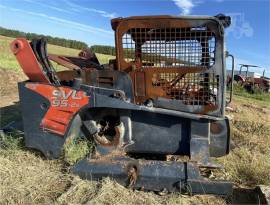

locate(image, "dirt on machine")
(10, 14), (234, 195)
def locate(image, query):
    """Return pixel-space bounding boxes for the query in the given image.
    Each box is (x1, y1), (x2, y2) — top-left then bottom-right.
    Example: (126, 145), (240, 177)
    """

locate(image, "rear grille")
(122, 27), (216, 68)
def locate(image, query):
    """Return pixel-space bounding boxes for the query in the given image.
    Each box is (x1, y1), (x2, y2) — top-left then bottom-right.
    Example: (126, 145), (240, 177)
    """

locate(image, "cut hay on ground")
(57, 177), (226, 205)
(0, 150), (226, 205)
(0, 133), (226, 205)
(0, 150), (71, 204)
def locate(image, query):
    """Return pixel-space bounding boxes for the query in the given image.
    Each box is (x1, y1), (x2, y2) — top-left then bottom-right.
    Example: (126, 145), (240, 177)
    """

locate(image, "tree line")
(0, 27), (88, 50)
(0, 27), (118, 55)
(90, 45), (116, 55)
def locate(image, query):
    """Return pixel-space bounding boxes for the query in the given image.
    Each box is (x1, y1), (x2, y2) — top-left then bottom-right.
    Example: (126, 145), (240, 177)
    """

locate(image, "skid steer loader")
(11, 14), (234, 195)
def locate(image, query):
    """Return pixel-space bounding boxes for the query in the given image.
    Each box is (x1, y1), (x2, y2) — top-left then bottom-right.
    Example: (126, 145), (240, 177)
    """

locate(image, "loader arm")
(48, 49), (102, 70)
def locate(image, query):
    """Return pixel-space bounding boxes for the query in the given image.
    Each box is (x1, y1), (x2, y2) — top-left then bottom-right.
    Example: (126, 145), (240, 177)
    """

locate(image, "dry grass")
(231, 120), (270, 153)
(0, 133), (226, 205)
(57, 177), (226, 205)
(0, 151), (71, 204)
(221, 148), (270, 186)
(218, 96), (270, 186)
(57, 176), (98, 205)
(0, 133), (71, 204)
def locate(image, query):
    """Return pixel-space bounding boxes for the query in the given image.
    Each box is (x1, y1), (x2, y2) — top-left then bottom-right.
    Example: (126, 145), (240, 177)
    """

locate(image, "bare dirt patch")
(0, 68), (26, 107)
(0, 68), (26, 127)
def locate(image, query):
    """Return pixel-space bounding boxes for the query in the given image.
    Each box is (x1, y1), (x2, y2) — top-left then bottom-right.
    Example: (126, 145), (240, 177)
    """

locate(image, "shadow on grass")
(0, 102), (23, 130)
(232, 187), (268, 204)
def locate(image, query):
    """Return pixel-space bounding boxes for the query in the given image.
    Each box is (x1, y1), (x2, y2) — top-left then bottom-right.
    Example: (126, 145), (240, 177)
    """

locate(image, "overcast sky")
(0, 0), (269, 76)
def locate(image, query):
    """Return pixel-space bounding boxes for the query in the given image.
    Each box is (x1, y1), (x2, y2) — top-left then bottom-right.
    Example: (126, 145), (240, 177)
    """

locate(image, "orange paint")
(10, 38), (50, 83)
(26, 83), (90, 136)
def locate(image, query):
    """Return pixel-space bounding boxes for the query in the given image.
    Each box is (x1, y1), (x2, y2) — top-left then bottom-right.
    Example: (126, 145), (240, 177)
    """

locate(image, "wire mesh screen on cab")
(122, 27), (216, 68)
(121, 26), (220, 113)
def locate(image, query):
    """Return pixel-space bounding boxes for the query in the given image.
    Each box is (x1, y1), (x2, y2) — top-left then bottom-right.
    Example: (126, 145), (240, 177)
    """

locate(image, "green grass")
(230, 83), (270, 106)
(0, 36), (21, 71)
(0, 130), (24, 152)
(63, 135), (94, 165)
(0, 35), (114, 72)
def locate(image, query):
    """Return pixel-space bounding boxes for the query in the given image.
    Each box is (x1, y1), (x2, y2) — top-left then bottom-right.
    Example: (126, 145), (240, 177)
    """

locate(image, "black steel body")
(19, 81), (230, 159)
(18, 78), (231, 195)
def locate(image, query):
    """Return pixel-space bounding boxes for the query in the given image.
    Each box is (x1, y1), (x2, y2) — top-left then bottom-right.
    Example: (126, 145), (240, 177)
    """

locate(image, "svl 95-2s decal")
(51, 89), (83, 107)
(26, 83), (90, 135)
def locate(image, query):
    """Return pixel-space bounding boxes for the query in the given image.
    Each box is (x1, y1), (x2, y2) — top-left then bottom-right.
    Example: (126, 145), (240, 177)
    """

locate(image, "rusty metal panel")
(151, 72), (219, 106)
(134, 71), (146, 97)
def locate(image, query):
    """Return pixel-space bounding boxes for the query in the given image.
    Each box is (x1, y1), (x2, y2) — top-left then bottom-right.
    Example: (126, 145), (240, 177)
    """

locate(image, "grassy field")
(0, 35), (114, 72)
(0, 35), (270, 204)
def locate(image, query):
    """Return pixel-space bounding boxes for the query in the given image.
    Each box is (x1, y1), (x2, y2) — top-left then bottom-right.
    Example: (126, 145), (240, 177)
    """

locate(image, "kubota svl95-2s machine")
(11, 14), (233, 195)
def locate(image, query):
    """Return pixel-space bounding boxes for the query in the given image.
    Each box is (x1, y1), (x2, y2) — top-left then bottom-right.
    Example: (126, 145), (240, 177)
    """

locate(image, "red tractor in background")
(230, 64), (270, 93)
